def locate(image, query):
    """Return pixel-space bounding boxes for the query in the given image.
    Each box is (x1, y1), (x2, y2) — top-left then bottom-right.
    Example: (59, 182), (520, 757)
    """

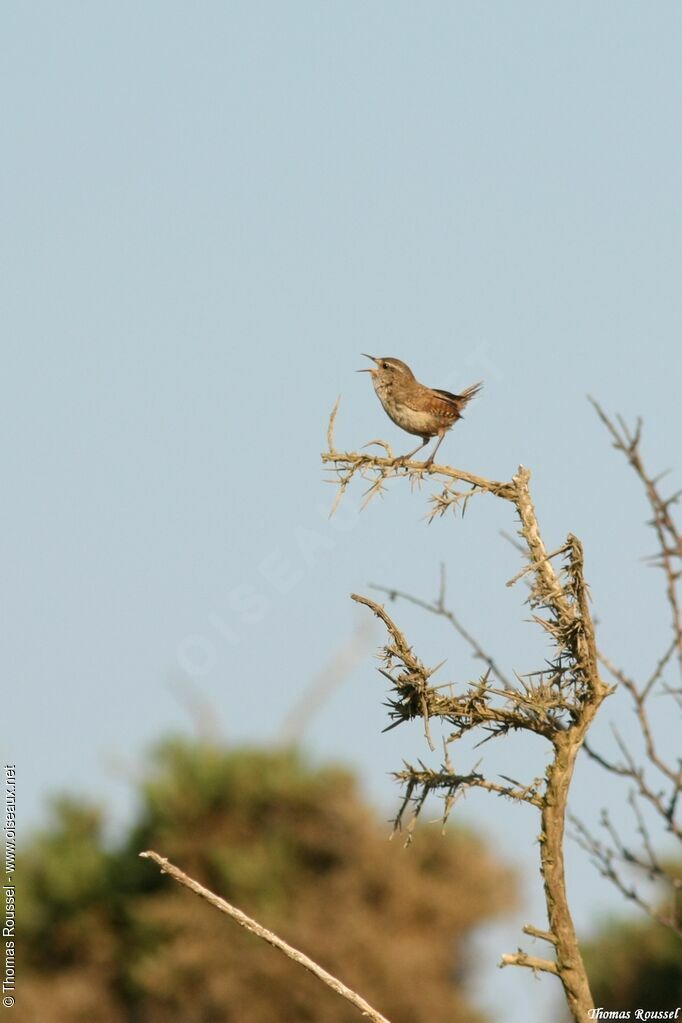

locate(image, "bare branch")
(566, 404), (682, 935)
(569, 816), (682, 938)
(140, 850), (393, 1023)
(499, 951), (558, 975)
(522, 924), (558, 945)
(589, 397), (682, 674)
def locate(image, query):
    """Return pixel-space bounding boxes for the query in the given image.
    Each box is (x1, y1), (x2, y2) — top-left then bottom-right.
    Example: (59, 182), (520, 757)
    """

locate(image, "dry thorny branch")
(569, 401), (682, 937)
(139, 398), (679, 1023)
(323, 398), (612, 1022)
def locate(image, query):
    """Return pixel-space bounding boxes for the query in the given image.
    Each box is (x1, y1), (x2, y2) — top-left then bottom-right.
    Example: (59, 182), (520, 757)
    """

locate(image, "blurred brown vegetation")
(17, 738), (515, 1023)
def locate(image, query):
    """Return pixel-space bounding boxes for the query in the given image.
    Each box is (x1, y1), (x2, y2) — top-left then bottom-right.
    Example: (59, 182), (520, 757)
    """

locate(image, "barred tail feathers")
(431, 380), (483, 414)
(457, 381), (483, 407)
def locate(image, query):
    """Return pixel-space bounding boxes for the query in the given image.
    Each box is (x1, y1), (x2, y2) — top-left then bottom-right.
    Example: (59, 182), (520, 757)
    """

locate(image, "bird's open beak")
(357, 354), (377, 373)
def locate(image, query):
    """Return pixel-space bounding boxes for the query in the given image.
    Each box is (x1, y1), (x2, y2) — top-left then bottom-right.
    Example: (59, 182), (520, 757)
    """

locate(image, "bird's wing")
(431, 388), (463, 406)
(400, 381), (483, 418)
(399, 388), (461, 420)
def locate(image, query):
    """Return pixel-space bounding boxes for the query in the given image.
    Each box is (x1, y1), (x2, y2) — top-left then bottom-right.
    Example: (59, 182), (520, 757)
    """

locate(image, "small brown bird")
(359, 355), (482, 465)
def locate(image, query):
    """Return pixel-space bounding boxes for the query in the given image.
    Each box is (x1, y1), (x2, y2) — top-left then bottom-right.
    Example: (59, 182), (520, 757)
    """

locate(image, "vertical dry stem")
(541, 734), (594, 1016)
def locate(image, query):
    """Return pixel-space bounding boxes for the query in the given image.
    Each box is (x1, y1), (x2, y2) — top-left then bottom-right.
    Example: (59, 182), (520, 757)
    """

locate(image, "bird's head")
(357, 355), (415, 382)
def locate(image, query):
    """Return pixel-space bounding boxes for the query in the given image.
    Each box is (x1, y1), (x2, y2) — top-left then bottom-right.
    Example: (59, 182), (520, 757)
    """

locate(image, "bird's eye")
(382, 362), (390, 369)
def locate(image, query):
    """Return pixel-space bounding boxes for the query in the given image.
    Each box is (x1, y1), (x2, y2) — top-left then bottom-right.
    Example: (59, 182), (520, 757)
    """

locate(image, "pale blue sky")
(3, 4), (681, 1020)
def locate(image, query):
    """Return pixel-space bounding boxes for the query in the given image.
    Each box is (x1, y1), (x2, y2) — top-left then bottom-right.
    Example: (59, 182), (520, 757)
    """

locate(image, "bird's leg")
(396, 436), (431, 465)
(424, 430), (447, 467)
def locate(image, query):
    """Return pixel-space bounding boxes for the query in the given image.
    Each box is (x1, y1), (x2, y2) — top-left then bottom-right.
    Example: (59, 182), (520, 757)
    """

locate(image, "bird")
(358, 355), (482, 466)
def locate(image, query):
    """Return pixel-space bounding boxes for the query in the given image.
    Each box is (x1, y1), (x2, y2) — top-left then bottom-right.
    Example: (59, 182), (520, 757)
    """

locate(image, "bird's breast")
(373, 379), (442, 437)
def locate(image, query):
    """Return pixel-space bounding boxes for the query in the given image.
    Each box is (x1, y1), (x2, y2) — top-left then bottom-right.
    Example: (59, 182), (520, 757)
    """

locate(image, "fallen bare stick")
(139, 850), (393, 1023)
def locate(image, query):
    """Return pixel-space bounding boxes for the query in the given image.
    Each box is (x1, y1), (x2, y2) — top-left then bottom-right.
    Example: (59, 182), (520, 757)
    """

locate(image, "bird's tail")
(458, 381), (483, 408)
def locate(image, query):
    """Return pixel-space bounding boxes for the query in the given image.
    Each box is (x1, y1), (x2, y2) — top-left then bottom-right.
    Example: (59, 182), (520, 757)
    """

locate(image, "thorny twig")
(370, 565), (513, 690)
(323, 399), (514, 520)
